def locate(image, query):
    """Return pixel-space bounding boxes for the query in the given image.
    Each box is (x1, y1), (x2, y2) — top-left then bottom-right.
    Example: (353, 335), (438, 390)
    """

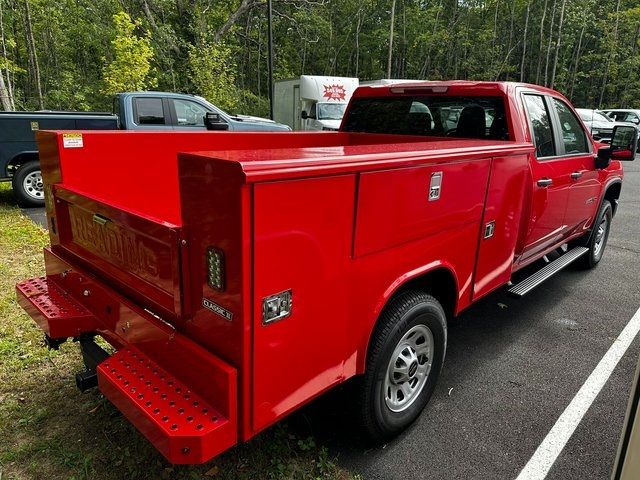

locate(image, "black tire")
(575, 200), (612, 269)
(12, 160), (44, 207)
(358, 290), (447, 442)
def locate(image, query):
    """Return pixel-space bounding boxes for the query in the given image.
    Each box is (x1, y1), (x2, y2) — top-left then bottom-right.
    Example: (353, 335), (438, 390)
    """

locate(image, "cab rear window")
(342, 96), (508, 140)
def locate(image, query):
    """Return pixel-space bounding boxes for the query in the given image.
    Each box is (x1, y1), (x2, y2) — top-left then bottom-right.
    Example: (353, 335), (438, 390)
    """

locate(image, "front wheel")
(12, 160), (44, 207)
(575, 200), (612, 269)
(358, 291), (447, 442)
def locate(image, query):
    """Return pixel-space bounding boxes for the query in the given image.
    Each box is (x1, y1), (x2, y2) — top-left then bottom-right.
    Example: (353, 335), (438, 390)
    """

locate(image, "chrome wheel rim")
(384, 324), (434, 413)
(593, 216), (608, 258)
(23, 170), (44, 200)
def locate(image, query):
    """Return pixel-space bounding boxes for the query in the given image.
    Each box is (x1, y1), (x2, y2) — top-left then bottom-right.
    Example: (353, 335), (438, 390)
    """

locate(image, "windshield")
(316, 103), (347, 120)
(579, 110), (612, 123)
(342, 96), (508, 139)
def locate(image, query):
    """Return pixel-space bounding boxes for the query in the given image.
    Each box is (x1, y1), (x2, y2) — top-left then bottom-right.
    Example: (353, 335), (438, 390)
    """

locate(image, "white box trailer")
(274, 75), (359, 131)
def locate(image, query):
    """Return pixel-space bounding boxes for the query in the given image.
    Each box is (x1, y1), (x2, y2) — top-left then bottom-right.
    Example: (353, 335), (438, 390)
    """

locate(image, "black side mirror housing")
(596, 147), (612, 169)
(301, 110), (308, 120)
(204, 112), (229, 131)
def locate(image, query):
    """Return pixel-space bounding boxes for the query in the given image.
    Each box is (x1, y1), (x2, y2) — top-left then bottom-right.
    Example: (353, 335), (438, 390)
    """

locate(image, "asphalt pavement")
(20, 204), (46, 229)
(16, 161), (640, 480)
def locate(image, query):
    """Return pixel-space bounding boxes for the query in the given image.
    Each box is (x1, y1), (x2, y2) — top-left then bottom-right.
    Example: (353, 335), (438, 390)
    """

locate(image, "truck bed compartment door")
(252, 175), (356, 433)
(472, 155), (528, 300)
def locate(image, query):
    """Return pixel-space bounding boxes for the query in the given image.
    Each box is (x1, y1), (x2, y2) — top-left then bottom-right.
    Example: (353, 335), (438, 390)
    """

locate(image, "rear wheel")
(575, 200), (612, 269)
(12, 160), (44, 207)
(358, 290), (447, 441)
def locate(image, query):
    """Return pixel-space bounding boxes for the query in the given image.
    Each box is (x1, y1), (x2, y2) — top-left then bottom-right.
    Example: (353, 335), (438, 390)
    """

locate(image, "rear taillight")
(206, 248), (225, 291)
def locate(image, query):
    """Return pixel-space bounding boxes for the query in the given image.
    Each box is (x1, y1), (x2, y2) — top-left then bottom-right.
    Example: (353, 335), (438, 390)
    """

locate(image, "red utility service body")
(16, 82), (623, 463)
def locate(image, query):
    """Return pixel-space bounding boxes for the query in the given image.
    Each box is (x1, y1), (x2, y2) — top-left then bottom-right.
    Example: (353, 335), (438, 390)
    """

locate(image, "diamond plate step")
(508, 246), (589, 297)
(16, 276), (96, 337)
(97, 347), (236, 464)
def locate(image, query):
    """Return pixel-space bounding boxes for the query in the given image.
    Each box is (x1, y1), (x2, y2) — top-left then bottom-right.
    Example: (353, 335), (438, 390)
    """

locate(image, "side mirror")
(204, 112), (229, 131)
(301, 110), (308, 120)
(610, 124), (637, 161)
(632, 117), (640, 124)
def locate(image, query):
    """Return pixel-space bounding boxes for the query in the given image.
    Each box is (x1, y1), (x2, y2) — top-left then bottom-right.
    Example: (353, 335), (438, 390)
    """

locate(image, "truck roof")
(182, 137), (533, 183)
(352, 80), (561, 98)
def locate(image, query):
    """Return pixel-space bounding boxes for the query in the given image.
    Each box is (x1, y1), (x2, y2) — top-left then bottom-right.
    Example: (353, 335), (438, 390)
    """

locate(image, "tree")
(187, 40), (238, 112)
(102, 11), (156, 96)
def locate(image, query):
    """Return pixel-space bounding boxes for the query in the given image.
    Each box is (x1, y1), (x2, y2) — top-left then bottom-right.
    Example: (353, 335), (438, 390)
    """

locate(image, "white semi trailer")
(274, 75), (359, 131)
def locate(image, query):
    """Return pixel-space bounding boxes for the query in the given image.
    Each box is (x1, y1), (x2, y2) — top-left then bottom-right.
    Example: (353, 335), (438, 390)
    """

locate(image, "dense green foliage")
(0, 0), (639, 116)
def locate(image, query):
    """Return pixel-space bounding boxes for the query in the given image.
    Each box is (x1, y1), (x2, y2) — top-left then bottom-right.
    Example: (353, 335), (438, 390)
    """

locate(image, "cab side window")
(552, 98), (589, 154)
(172, 99), (208, 126)
(133, 98), (166, 125)
(524, 94), (555, 158)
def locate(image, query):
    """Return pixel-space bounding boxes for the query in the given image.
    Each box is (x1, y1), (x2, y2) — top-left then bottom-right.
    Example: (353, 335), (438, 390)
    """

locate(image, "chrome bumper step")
(508, 246), (589, 297)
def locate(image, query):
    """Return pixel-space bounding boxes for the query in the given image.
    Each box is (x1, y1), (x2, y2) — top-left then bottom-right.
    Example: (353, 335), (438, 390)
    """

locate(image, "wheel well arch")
(357, 265), (459, 374)
(6, 151), (40, 176)
(603, 180), (622, 217)
(393, 268), (458, 322)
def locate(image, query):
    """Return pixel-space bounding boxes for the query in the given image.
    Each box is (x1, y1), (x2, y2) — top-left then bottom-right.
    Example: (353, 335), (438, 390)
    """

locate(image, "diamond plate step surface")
(97, 347), (234, 464)
(16, 276), (96, 337)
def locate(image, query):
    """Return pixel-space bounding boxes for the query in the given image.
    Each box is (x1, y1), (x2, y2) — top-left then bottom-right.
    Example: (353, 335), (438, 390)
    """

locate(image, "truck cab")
(274, 75), (358, 131)
(114, 92), (291, 132)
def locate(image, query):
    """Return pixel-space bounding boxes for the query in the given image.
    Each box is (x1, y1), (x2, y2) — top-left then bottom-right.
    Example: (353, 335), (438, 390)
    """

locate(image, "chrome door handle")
(537, 178), (553, 187)
(571, 171), (583, 180)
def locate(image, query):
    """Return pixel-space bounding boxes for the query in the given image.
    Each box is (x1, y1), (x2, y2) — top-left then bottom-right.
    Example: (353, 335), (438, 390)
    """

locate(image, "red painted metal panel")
(472, 155), (529, 300)
(520, 157), (574, 262)
(354, 160), (491, 257)
(252, 175), (356, 432)
(177, 155), (255, 442)
(52, 187), (183, 323)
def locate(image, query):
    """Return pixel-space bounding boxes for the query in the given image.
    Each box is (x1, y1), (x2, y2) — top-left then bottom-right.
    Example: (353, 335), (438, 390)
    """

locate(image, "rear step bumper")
(16, 250), (237, 464)
(98, 347), (235, 463)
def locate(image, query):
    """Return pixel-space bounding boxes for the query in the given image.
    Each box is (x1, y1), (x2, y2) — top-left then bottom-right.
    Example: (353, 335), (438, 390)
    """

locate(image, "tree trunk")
(549, 0), (566, 89)
(520, 1), (530, 82)
(535, 0), (548, 85)
(387, 0), (396, 78)
(420, 0), (443, 79)
(0, 0), (13, 110)
(355, 9), (361, 77)
(599, 0), (621, 108)
(544, 0), (556, 86)
(23, 0), (43, 109)
(214, 0), (259, 42)
(568, 22), (585, 100)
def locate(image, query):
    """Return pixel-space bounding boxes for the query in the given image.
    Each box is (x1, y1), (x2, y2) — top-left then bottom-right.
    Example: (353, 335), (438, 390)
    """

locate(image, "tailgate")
(53, 186), (187, 321)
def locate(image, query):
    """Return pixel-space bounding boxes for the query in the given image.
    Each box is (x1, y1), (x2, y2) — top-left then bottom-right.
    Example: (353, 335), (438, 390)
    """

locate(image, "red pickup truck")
(16, 81), (637, 464)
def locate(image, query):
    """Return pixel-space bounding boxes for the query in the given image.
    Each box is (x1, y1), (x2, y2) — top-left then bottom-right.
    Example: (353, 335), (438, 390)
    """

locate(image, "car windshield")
(593, 111), (613, 122)
(316, 103), (347, 120)
(580, 110), (612, 123)
(342, 95), (508, 139)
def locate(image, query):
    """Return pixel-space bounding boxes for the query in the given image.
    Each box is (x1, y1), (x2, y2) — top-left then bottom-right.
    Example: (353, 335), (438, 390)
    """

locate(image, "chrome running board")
(508, 247), (589, 297)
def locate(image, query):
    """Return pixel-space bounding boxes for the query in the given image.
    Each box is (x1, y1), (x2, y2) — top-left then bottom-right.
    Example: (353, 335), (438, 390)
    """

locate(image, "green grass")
(0, 183), (358, 480)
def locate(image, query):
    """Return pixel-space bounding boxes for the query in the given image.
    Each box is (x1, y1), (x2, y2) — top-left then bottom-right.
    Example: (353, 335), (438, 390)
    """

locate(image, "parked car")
(576, 108), (631, 143)
(602, 108), (640, 125)
(0, 91), (290, 206)
(16, 81), (636, 465)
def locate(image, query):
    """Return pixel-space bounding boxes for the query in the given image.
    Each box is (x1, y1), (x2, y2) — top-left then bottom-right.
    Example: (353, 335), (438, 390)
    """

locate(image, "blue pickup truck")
(0, 91), (290, 206)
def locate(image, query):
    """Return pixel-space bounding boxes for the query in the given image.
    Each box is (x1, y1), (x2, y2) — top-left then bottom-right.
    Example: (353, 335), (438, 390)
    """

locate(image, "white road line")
(516, 306), (640, 480)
